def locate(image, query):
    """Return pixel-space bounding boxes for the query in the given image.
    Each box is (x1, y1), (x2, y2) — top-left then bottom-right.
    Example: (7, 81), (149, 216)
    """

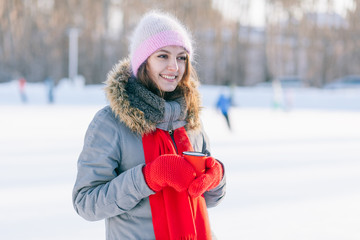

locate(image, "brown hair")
(136, 56), (200, 115)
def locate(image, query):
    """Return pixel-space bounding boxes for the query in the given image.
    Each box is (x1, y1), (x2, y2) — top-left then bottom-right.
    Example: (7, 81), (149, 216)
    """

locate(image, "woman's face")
(146, 45), (187, 92)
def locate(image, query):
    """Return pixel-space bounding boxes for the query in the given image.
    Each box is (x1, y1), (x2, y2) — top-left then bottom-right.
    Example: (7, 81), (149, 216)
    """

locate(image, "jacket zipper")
(167, 103), (178, 153)
(168, 130), (178, 153)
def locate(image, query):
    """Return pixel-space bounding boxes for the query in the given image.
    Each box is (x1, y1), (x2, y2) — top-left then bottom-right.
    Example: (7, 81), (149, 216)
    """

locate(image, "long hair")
(136, 56), (201, 115)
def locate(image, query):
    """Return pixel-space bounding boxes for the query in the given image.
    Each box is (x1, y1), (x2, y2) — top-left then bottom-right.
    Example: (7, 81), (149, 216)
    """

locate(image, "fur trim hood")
(104, 58), (201, 135)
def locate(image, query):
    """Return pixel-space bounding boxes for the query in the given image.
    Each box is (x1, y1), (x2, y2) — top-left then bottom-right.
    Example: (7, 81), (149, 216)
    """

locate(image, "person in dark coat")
(45, 77), (54, 103)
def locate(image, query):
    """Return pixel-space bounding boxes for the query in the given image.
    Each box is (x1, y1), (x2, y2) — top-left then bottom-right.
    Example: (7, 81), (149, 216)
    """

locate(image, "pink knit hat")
(129, 11), (193, 77)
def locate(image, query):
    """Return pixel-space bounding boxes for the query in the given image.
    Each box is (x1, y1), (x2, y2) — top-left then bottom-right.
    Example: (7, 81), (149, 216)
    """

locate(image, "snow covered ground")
(0, 81), (359, 239)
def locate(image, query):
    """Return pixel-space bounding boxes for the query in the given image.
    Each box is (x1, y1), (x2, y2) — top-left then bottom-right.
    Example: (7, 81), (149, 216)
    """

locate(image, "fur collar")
(104, 58), (201, 135)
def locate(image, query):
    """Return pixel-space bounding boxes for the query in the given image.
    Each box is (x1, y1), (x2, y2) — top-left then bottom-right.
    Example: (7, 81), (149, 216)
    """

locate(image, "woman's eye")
(158, 54), (168, 59)
(177, 56), (187, 61)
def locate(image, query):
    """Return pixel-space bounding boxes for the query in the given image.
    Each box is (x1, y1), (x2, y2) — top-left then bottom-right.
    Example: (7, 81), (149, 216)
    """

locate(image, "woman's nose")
(167, 57), (178, 72)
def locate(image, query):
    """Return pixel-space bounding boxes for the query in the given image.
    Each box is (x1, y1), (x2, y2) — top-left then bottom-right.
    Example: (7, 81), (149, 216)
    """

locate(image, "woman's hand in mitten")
(142, 154), (196, 192)
(188, 157), (223, 198)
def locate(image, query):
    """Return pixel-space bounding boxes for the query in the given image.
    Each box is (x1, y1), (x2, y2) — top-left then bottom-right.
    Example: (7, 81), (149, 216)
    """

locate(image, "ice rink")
(0, 81), (359, 239)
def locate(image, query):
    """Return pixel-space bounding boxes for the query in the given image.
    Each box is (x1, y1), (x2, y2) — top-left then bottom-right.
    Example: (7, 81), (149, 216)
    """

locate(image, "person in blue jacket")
(216, 93), (232, 129)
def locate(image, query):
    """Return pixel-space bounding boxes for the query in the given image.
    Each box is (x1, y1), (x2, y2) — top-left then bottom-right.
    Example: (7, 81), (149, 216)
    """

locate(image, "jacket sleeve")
(72, 108), (154, 221)
(203, 161), (226, 208)
(200, 127), (227, 208)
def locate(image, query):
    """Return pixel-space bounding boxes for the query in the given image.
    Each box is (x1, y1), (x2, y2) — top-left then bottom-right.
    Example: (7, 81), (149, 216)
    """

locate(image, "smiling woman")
(137, 45), (194, 101)
(146, 46), (187, 92)
(72, 10), (226, 240)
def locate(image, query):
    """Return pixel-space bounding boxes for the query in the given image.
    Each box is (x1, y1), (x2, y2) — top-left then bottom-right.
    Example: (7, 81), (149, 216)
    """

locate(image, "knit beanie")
(129, 11), (193, 77)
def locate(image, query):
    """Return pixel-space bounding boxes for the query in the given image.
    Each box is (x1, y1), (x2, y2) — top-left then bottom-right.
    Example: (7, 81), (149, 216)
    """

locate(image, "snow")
(0, 80), (359, 239)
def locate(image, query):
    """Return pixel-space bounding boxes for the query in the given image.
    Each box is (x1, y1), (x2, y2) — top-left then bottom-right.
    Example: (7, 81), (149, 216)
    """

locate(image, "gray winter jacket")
(72, 59), (226, 239)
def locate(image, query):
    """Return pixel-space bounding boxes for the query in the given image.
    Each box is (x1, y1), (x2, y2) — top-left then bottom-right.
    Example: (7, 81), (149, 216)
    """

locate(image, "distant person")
(272, 79), (292, 111)
(44, 77), (54, 103)
(72, 11), (226, 240)
(272, 79), (282, 109)
(216, 93), (232, 129)
(18, 77), (27, 103)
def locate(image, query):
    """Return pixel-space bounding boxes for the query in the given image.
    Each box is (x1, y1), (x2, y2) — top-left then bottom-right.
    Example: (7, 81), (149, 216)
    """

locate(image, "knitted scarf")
(142, 127), (212, 240)
(126, 77), (187, 126)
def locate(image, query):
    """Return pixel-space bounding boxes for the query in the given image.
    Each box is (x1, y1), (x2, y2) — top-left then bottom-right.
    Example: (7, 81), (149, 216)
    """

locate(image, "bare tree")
(1, 0), (359, 86)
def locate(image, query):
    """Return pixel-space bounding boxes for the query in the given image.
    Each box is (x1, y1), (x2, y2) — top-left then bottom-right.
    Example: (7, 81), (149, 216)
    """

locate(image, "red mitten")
(143, 154), (196, 192)
(188, 157), (223, 198)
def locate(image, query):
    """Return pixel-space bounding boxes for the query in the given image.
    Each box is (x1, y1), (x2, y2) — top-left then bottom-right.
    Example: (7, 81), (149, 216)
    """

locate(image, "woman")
(72, 11), (226, 240)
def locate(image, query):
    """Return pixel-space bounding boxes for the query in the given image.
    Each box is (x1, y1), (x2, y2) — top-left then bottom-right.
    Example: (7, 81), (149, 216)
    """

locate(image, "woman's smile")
(160, 74), (177, 80)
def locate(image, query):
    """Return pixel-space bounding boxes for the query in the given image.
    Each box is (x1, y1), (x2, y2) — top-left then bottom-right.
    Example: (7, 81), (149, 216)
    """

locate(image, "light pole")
(68, 27), (79, 82)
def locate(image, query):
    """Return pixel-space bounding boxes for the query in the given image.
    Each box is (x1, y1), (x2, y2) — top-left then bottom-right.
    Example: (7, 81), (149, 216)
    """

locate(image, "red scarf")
(142, 127), (212, 240)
